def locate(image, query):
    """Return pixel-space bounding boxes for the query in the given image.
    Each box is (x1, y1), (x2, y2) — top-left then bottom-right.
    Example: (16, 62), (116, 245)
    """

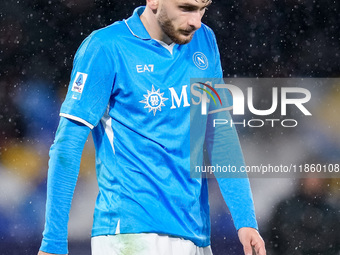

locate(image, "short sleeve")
(60, 32), (115, 129)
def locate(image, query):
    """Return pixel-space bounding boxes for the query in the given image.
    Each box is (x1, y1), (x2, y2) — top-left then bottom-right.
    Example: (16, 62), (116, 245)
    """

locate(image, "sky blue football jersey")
(59, 6), (257, 248)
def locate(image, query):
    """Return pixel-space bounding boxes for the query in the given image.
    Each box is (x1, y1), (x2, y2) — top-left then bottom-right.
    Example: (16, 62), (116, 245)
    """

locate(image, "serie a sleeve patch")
(71, 72), (88, 100)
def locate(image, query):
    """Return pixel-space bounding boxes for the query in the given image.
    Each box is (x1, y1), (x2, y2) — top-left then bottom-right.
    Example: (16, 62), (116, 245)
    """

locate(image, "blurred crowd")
(0, 0), (339, 254)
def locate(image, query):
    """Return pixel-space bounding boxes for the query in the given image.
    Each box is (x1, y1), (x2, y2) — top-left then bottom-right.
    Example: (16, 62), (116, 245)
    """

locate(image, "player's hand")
(38, 251), (67, 255)
(238, 227), (266, 255)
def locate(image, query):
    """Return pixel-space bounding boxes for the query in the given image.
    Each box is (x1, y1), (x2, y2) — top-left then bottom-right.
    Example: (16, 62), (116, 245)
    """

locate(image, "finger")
(253, 241), (262, 249)
(252, 237), (265, 251)
(243, 243), (253, 255)
(253, 241), (266, 255)
(255, 246), (266, 255)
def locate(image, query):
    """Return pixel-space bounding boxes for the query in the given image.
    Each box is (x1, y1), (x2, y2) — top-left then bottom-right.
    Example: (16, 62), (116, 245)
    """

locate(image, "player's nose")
(187, 12), (202, 30)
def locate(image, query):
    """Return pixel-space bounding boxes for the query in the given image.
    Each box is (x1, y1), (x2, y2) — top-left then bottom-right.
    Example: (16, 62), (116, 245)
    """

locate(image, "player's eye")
(179, 5), (196, 12)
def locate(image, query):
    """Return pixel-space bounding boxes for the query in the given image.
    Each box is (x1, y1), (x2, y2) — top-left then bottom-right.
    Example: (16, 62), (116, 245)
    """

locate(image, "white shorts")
(91, 233), (213, 255)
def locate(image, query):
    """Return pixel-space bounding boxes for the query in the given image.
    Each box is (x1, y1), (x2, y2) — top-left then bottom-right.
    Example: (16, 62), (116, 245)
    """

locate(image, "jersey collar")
(124, 6), (151, 40)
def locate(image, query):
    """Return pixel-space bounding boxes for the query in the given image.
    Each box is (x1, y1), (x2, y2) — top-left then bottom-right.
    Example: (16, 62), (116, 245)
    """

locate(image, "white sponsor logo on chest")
(140, 85), (190, 116)
(136, 64), (154, 73)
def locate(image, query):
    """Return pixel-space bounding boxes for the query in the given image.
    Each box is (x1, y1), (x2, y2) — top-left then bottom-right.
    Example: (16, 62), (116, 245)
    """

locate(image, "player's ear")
(146, 0), (159, 11)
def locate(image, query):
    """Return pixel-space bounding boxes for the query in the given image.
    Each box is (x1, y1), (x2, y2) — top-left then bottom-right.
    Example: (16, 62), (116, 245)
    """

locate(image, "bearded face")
(156, 0), (210, 44)
(157, 5), (196, 44)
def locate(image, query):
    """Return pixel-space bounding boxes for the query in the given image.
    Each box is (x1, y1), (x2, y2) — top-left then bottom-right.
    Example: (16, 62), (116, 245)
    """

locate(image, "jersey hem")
(91, 228), (211, 248)
(60, 113), (94, 129)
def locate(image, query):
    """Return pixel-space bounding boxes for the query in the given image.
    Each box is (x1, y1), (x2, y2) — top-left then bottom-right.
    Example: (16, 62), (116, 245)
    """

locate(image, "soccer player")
(38, 0), (266, 255)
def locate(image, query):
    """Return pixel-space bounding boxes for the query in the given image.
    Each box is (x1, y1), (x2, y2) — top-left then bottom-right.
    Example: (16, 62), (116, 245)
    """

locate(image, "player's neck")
(140, 6), (173, 45)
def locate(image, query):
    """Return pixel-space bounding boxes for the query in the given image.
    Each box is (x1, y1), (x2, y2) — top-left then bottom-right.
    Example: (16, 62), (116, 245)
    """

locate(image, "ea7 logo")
(136, 64), (154, 73)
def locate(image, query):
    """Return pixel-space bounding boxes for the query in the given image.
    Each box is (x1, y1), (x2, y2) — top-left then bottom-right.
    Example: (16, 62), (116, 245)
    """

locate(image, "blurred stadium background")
(0, 0), (339, 254)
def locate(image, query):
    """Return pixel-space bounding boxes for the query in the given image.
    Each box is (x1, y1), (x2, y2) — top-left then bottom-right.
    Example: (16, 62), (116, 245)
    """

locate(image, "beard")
(157, 6), (196, 45)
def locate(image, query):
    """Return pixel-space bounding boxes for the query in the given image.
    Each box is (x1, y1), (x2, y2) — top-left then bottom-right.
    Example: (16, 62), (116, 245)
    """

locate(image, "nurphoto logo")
(190, 78), (312, 128)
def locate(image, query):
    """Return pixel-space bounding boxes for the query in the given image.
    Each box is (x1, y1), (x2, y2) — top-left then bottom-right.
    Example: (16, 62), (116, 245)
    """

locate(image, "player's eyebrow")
(195, 0), (212, 7)
(178, 1), (211, 11)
